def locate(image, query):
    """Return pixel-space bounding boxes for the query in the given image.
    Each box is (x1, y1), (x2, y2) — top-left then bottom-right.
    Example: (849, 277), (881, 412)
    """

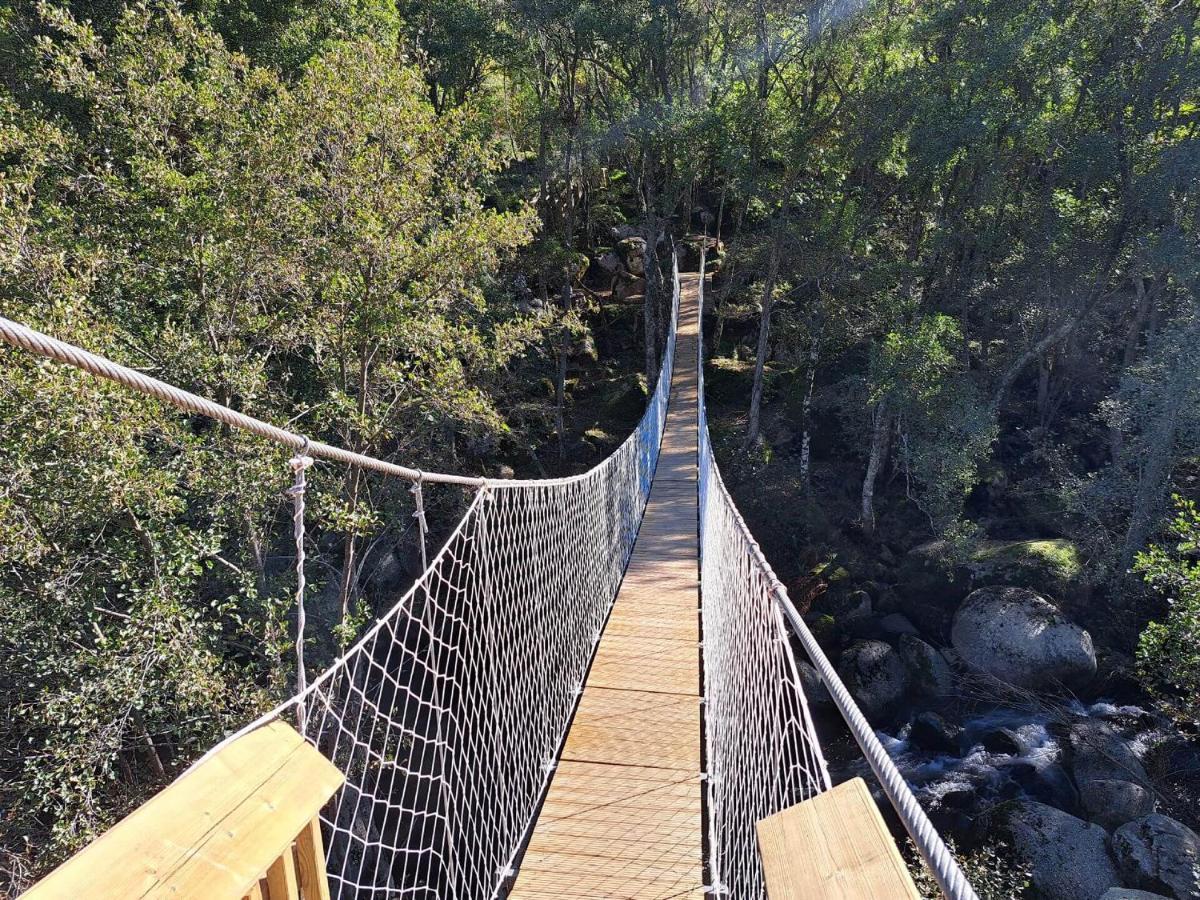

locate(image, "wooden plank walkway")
(509, 275), (704, 899)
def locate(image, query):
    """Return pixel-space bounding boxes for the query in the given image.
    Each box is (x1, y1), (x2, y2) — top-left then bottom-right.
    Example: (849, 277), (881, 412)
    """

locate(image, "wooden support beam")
(23, 721), (343, 900)
(756, 778), (922, 900)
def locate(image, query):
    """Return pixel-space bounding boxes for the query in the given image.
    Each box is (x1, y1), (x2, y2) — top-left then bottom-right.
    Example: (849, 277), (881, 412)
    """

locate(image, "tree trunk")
(744, 235), (780, 448)
(1119, 390), (1182, 573)
(1036, 351), (1053, 426)
(643, 214), (661, 383)
(555, 281), (571, 460)
(1110, 276), (1154, 461)
(862, 397), (891, 537)
(798, 334), (819, 489)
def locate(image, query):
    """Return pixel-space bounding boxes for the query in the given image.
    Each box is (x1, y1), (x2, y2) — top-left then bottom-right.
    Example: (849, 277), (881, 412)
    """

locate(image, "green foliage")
(909, 838), (1033, 899)
(872, 315), (996, 534)
(1134, 495), (1200, 728)
(0, 3), (543, 882)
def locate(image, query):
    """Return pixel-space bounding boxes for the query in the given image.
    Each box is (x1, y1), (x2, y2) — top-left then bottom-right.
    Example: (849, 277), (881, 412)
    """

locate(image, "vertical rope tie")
(411, 471), (429, 571)
(287, 440), (315, 732)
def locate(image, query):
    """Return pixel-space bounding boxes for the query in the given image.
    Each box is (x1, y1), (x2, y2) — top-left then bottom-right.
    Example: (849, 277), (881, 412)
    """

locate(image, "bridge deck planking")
(509, 274), (705, 900)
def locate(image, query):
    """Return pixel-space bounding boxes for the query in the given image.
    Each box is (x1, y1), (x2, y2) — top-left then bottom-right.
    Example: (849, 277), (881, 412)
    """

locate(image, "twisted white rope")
(286, 443), (315, 732)
(0, 316), (485, 487)
(410, 474), (428, 571)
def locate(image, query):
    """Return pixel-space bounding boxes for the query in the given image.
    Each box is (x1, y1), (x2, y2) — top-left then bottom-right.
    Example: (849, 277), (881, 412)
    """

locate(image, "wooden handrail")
(756, 778), (921, 899)
(24, 721), (344, 899)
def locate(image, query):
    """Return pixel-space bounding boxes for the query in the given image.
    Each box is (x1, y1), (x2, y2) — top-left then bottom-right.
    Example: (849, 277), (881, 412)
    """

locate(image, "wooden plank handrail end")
(756, 777), (922, 900)
(24, 721), (344, 900)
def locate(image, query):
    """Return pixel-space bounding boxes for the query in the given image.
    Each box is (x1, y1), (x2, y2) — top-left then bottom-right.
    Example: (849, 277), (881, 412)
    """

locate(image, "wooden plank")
(265, 848), (299, 900)
(295, 817), (333, 900)
(756, 778), (922, 900)
(561, 688), (701, 770)
(510, 274), (705, 899)
(24, 722), (343, 900)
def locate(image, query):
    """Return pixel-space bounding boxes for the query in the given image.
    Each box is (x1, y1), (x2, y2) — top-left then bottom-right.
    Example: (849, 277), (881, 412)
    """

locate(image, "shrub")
(1134, 495), (1200, 728)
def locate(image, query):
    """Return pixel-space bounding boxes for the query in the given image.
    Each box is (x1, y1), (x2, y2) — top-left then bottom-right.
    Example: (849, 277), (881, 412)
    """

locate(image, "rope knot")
(288, 437), (314, 481)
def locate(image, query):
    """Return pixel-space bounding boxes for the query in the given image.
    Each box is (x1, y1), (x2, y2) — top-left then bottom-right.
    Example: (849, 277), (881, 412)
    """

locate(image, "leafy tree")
(1134, 496), (1200, 728)
(0, 5), (542, 883)
(861, 314), (994, 536)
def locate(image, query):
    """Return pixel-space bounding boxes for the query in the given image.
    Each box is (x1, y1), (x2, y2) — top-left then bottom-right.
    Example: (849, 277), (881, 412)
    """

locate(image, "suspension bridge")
(3, 253), (978, 900)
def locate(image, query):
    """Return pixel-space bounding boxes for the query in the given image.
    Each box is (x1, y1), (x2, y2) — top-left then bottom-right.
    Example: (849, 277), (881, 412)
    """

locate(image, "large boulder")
(878, 613), (919, 636)
(1100, 890), (1173, 899)
(897, 634), (956, 698)
(617, 236), (647, 276)
(1068, 720), (1156, 829)
(950, 586), (1096, 689)
(908, 711), (962, 754)
(1112, 814), (1200, 899)
(897, 538), (1085, 636)
(612, 272), (646, 302)
(595, 250), (623, 279)
(837, 640), (909, 718)
(1007, 801), (1121, 900)
(796, 660), (833, 708)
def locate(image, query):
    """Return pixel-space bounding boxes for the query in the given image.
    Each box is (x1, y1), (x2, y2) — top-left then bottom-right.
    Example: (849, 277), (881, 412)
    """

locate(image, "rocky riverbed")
(800, 544), (1200, 899)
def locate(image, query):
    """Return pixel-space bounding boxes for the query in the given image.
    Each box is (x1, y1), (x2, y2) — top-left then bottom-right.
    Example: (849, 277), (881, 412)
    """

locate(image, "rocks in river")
(909, 711), (962, 754)
(1068, 720), (1156, 829)
(837, 640), (909, 718)
(1008, 760), (1081, 814)
(1083, 779), (1159, 833)
(897, 633), (956, 698)
(878, 612), (919, 636)
(796, 660), (833, 707)
(980, 727), (1023, 755)
(1112, 814), (1200, 899)
(1007, 801), (1121, 900)
(950, 586), (1096, 688)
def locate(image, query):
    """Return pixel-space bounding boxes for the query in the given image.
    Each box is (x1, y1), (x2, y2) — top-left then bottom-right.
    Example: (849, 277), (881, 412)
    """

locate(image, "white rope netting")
(197, 263), (681, 900)
(695, 255), (978, 900)
(696, 289), (831, 898)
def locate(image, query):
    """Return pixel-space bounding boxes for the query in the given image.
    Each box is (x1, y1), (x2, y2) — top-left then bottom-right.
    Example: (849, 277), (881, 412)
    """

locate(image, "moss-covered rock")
(897, 538), (1086, 637)
(967, 539), (1083, 593)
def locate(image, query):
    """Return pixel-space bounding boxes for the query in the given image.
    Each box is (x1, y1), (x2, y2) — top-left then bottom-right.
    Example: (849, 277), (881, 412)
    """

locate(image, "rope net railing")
(696, 285), (831, 899)
(0, 257), (678, 897)
(695, 252), (979, 900)
(189, 258), (683, 900)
